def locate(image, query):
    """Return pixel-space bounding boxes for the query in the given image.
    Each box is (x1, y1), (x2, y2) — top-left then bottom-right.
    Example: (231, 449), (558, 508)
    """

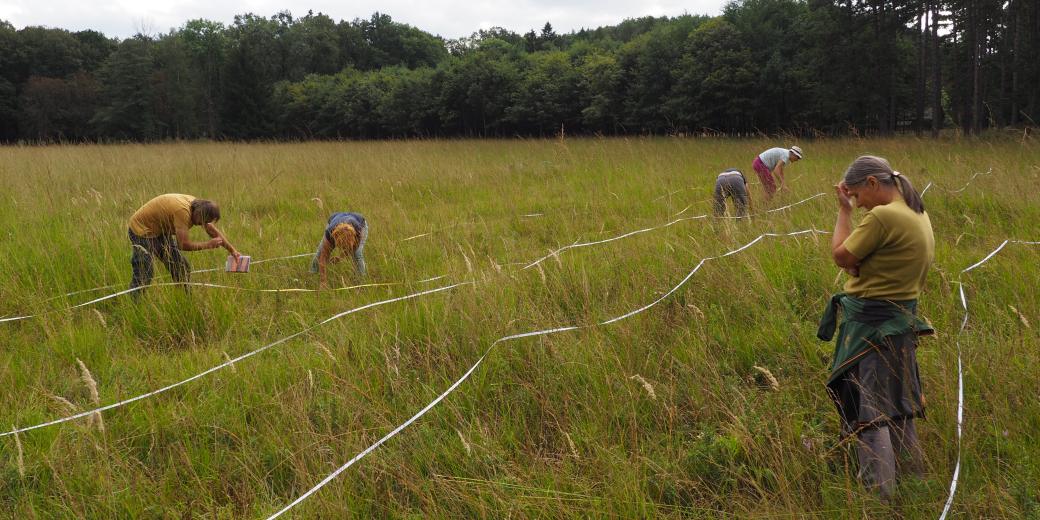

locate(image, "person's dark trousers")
(713, 175), (749, 217)
(856, 417), (925, 500)
(129, 229), (191, 294)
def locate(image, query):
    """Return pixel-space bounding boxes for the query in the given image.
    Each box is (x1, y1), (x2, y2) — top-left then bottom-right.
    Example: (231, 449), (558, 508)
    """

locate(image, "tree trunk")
(1030, 0), (1040, 120)
(916, 5), (927, 135)
(1010, 0), (1020, 126)
(932, 0), (943, 137)
(971, 0), (982, 134)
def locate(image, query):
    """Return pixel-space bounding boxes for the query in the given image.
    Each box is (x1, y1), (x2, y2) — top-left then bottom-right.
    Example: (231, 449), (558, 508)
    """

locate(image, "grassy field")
(1, 137), (1038, 519)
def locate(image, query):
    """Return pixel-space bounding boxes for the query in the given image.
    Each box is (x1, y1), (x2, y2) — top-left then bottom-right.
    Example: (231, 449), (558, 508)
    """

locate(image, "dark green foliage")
(1, 0), (1038, 141)
(91, 36), (158, 140)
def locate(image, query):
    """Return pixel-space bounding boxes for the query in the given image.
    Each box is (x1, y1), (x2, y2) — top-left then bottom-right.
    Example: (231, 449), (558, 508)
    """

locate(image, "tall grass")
(1, 136), (1038, 518)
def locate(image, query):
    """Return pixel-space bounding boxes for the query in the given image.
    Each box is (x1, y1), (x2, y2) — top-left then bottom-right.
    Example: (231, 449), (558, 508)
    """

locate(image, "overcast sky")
(1, 0), (730, 39)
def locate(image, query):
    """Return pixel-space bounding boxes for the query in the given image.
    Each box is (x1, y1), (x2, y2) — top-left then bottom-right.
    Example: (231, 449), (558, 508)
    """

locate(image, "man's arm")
(176, 227), (223, 252)
(204, 223), (240, 258)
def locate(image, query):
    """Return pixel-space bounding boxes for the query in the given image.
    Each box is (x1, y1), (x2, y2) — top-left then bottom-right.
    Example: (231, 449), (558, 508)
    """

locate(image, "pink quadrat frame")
(225, 255), (252, 273)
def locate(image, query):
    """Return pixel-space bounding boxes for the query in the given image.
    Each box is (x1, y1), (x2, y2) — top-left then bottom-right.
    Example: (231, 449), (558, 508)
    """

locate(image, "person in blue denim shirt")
(311, 212), (368, 288)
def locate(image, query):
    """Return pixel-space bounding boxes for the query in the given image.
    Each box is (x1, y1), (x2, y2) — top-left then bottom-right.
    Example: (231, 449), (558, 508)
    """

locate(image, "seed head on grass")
(13, 426), (25, 478)
(76, 358), (105, 433)
(1009, 305), (1031, 328)
(223, 351), (236, 372)
(630, 374), (657, 400)
(49, 394), (80, 414)
(456, 429), (472, 456)
(752, 365), (780, 392)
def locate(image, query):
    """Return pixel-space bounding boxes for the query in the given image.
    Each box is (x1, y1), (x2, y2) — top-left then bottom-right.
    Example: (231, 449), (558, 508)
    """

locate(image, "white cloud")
(2, 0), (726, 38)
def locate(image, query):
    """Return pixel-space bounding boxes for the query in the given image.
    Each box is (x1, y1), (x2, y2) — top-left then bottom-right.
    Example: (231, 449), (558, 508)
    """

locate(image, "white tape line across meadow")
(9, 193), (824, 324)
(0, 283), (469, 438)
(523, 192), (826, 270)
(50, 253), (317, 301)
(920, 169), (992, 198)
(938, 238), (1038, 520)
(265, 228), (826, 519)
(0, 280), (410, 324)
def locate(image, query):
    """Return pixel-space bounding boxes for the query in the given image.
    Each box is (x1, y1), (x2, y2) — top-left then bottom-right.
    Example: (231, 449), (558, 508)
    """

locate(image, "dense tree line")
(1, 1), (1038, 142)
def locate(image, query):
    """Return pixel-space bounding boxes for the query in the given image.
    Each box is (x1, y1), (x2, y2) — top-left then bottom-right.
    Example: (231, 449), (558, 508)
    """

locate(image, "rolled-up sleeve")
(843, 211), (885, 260)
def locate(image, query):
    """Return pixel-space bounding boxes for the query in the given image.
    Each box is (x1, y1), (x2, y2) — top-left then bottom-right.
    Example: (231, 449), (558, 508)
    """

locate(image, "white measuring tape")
(44, 253), (317, 302)
(264, 228), (827, 519)
(0, 282), (469, 438)
(920, 169), (991, 197)
(523, 193), (825, 270)
(937, 238), (1037, 520)
(7, 193), (824, 324)
(0, 280), (414, 324)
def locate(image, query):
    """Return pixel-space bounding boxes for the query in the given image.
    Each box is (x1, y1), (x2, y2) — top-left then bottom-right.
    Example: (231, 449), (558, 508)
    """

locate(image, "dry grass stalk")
(1009, 305), (1031, 328)
(223, 351), (236, 372)
(49, 394), (80, 414)
(687, 303), (705, 320)
(457, 243), (473, 272)
(76, 358), (105, 433)
(630, 374), (657, 400)
(564, 432), (580, 459)
(314, 342), (337, 362)
(92, 309), (106, 328)
(456, 429), (472, 456)
(13, 426), (25, 477)
(753, 365), (780, 391)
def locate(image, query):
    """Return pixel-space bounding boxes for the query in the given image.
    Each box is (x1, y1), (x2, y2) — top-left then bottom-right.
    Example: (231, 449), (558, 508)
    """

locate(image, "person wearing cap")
(818, 155), (934, 499)
(752, 145), (802, 198)
(128, 194), (240, 292)
(312, 211), (368, 288)
(712, 168), (752, 217)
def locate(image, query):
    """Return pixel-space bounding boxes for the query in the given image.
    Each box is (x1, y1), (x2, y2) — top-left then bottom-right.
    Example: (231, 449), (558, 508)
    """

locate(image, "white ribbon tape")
(938, 238), (1037, 520)
(523, 193), (825, 270)
(947, 169), (992, 194)
(1, 281), (408, 324)
(0, 283), (468, 438)
(265, 228), (825, 519)
(921, 169), (992, 199)
(47, 253), (317, 302)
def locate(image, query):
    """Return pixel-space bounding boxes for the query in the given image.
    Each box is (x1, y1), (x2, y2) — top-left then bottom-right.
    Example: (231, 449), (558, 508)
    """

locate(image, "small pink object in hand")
(226, 255), (251, 273)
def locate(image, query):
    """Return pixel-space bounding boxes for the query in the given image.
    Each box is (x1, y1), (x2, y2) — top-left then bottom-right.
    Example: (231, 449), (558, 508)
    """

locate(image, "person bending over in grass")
(818, 155), (934, 500)
(128, 194), (240, 293)
(712, 168), (752, 218)
(752, 145), (802, 199)
(312, 212), (368, 288)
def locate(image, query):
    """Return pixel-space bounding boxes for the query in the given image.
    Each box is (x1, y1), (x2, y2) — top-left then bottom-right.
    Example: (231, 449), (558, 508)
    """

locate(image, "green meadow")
(1, 137), (1038, 518)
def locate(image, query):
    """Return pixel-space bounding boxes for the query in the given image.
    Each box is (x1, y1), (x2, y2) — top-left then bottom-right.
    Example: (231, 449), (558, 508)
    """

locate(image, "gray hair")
(843, 155), (925, 213)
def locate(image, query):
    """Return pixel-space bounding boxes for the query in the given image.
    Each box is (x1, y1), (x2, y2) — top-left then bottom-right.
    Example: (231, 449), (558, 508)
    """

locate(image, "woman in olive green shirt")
(826, 155), (934, 499)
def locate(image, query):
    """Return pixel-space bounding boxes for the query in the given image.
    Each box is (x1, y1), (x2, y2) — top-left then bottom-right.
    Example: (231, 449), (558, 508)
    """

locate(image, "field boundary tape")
(0, 282), (469, 438)
(7, 192), (825, 324)
(0, 280), (425, 324)
(523, 192), (825, 270)
(264, 228), (827, 519)
(938, 238), (1038, 520)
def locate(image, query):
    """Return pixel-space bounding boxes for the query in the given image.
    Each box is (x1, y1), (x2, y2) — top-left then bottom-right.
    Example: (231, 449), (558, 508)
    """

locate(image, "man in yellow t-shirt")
(128, 194), (240, 292)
